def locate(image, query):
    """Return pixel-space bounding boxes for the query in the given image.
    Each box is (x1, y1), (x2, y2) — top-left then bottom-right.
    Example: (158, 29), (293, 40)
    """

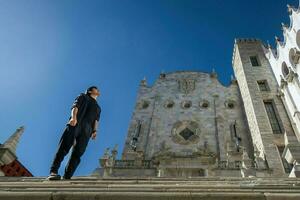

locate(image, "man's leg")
(49, 124), (77, 175)
(63, 131), (90, 179)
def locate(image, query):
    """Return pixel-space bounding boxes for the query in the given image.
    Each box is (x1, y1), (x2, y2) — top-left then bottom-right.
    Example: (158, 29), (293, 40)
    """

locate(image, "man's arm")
(91, 105), (101, 140)
(93, 120), (98, 132)
(91, 120), (98, 140)
(69, 107), (78, 126)
(69, 94), (84, 126)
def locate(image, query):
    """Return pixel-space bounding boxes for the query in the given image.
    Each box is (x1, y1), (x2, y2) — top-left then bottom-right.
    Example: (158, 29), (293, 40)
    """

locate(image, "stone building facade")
(121, 70), (259, 177)
(95, 5), (300, 179)
(95, 39), (300, 178)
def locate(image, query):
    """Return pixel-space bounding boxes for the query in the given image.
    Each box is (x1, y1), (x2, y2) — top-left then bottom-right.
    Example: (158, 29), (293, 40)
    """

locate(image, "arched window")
(282, 62), (290, 78)
(289, 48), (300, 67)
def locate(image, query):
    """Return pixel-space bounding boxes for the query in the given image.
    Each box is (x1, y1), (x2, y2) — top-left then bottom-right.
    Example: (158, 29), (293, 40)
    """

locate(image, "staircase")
(0, 176), (300, 199)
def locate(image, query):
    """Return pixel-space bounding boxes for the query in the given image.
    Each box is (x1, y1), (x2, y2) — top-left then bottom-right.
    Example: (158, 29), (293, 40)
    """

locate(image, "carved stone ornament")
(177, 79), (196, 94)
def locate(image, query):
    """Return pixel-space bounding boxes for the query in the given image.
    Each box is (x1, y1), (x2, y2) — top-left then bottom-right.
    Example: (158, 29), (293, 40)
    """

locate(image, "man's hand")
(69, 118), (77, 126)
(91, 131), (97, 140)
(91, 120), (98, 140)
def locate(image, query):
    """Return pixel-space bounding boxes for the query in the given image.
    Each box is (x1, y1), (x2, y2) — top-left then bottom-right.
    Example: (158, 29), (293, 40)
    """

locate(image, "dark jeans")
(50, 122), (92, 178)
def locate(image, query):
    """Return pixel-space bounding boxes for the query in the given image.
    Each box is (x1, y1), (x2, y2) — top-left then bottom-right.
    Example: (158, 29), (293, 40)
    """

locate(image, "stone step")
(0, 176), (300, 200)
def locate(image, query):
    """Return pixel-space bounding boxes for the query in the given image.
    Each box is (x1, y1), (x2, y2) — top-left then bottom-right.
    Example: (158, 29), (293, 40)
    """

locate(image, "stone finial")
(281, 22), (288, 31)
(159, 70), (166, 79)
(112, 144), (118, 152)
(102, 147), (110, 159)
(280, 75), (288, 89)
(230, 75), (237, 84)
(287, 4), (294, 15)
(113, 144), (118, 149)
(242, 147), (250, 160)
(2, 126), (25, 155)
(266, 40), (272, 49)
(111, 144), (118, 160)
(99, 147), (110, 167)
(275, 36), (281, 42)
(210, 68), (217, 78)
(276, 88), (285, 97)
(140, 77), (147, 86)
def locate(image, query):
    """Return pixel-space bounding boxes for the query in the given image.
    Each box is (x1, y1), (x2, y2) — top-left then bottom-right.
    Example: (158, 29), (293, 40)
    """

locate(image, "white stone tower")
(232, 38), (298, 177)
(264, 4), (300, 142)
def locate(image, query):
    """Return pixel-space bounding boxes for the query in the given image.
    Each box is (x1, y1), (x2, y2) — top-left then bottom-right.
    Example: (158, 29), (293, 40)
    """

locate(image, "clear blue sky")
(0, 0), (298, 176)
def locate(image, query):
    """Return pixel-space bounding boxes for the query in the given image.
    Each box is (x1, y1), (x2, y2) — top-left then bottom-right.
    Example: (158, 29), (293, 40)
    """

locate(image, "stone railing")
(113, 160), (154, 169)
(218, 161), (242, 170)
(113, 160), (135, 168)
(218, 160), (270, 170)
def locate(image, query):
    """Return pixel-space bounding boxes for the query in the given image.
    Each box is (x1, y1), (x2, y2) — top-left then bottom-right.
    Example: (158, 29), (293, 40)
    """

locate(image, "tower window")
(257, 80), (269, 91)
(264, 101), (282, 134)
(250, 56), (260, 66)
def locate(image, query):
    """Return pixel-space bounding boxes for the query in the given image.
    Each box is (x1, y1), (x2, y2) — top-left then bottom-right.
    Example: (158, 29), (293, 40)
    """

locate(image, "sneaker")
(62, 175), (71, 180)
(47, 173), (61, 181)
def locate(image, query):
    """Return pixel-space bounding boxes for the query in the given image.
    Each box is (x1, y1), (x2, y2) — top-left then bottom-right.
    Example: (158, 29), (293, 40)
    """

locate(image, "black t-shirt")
(71, 93), (101, 126)
(83, 95), (101, 125)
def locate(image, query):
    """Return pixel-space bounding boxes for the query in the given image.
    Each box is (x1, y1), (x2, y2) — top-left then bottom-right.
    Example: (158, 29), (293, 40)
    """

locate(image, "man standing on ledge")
(47, 86), (101, 180)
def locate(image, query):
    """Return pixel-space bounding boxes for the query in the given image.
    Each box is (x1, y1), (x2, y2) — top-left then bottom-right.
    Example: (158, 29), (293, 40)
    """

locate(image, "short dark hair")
(85, 86), (98, 95)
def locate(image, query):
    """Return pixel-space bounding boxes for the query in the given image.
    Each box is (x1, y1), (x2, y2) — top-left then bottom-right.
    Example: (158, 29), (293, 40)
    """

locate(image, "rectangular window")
(250, 55), (260, 66)
(264, 101), (282, 134)
(257, 80), (269, 91)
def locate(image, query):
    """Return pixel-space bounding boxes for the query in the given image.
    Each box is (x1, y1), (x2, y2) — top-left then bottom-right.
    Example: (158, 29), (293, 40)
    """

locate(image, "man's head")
(85, 86), (100, 97)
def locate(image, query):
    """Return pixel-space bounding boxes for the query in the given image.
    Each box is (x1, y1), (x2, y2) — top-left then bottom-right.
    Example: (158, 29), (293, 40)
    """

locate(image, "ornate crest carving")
(178, 79), (196, 94)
